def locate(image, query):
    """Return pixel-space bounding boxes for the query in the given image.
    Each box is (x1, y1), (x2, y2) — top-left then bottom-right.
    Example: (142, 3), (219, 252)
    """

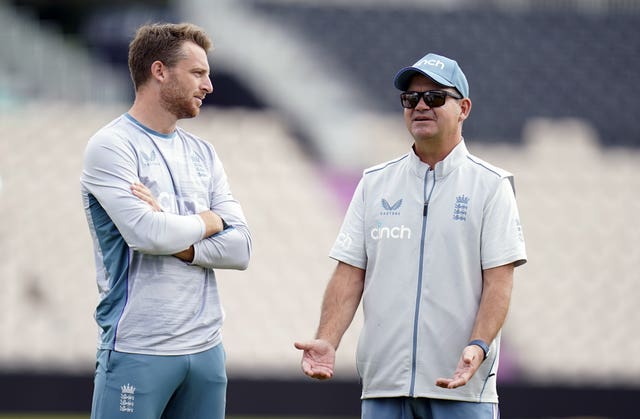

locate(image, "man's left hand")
(435, 344), (484, 389)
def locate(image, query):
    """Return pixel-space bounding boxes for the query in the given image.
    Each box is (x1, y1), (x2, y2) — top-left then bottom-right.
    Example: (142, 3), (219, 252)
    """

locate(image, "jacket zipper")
(410, 168), (436, 396)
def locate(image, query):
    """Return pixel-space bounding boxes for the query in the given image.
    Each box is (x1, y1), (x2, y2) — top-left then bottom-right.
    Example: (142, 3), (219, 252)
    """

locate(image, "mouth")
(413, 108), (436, 120)
(413, 115), (434, 123)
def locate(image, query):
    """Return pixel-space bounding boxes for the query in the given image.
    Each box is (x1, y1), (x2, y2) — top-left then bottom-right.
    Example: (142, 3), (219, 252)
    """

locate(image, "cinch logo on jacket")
(370, 222), (412, 240)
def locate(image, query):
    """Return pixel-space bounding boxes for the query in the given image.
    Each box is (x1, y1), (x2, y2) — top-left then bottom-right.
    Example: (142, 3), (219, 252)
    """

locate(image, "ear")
(458, 97), (472, 122)
(150, 61), (166, 82)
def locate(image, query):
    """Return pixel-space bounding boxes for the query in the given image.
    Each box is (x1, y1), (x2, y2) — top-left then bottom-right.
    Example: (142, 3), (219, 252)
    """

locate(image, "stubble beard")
(160, 82), (199, 120)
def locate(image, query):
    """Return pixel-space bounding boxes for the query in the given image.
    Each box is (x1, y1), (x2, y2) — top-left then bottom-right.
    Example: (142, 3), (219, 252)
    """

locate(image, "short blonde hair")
(128, 22), (212, 90)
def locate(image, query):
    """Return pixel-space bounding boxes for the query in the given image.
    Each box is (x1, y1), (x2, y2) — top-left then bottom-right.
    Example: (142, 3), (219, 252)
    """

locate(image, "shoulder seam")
(364, 154), (408, 176)
(466, 155), (504, 178)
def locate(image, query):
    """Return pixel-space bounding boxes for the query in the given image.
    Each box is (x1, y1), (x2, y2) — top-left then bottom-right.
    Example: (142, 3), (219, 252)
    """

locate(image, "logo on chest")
(191, 152), (209, 177)
(373, 197), (411, 240)
(453, 195), (470, 221)
(380, 198), (403, 216)
(370, 221), (412, 240)
(140, 149), (161, 167)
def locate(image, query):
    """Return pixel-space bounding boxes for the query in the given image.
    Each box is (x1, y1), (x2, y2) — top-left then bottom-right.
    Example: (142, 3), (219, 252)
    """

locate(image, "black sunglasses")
(400, 90), (463, 109)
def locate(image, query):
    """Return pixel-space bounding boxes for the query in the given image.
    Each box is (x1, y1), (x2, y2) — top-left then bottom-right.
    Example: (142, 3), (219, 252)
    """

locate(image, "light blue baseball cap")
(393, 53), (469, 98)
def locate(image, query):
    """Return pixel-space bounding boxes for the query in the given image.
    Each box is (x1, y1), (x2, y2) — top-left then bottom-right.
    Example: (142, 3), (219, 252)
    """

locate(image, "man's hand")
(131, 182), (196, 261)
(294, 339), (336, 380)
(131, 182), (162, 212)
(198, 210), (224, 238)
(173, 247), (195, 263)
(435, 344), (485, 389)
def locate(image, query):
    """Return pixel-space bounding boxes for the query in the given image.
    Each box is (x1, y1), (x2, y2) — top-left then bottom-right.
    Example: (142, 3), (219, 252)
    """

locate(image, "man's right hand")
(198, 210), (224, 238)
(294, 339), (336, 380)
(131, 182), (162, 212)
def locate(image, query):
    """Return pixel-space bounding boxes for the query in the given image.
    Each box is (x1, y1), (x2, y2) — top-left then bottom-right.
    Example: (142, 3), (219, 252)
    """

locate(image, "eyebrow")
(190, 66), (210, 75)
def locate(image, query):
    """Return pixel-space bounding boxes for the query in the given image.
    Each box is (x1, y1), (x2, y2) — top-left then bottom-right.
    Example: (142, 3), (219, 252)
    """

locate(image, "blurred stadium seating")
(1, 0), (640, 416)
(0, 102), (356, 375)
(0, 3), (128, 103)
(243, 0), (640, 148)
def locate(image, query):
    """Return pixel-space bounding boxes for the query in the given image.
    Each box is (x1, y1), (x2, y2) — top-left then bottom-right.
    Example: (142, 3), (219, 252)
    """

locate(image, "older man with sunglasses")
(296, 53), (527, 418)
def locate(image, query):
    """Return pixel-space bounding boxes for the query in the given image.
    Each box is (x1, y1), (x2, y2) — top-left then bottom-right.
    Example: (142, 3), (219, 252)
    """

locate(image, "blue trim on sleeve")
(88, 193), (131, 349)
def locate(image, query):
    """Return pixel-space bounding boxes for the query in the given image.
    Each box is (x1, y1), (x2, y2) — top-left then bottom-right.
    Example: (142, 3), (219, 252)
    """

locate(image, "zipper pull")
(423, 202), (428, 216)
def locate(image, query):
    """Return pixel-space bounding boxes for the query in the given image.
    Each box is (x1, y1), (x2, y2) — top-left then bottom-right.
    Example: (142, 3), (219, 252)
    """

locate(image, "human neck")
(413, 135), (461, 169)
(128, 94), (177, 135)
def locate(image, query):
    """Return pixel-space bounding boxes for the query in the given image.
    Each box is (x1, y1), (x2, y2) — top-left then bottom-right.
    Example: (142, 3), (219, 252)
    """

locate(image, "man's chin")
(411, 128), (437, 141)
(176, 107), (200, 120)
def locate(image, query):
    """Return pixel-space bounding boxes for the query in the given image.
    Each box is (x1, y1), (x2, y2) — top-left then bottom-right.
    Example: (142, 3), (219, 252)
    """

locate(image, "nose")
(415, 96), (430, 110)
(203, 76), (213, 94)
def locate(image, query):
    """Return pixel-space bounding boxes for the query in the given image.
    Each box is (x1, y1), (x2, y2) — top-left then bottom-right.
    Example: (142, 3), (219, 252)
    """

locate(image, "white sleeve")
(481, 176), (527, 269)
(329, 177), (367, 269)
(191, 224), (251, 270)
(81, 131), (205, 255)
(190, 153), (252, 270)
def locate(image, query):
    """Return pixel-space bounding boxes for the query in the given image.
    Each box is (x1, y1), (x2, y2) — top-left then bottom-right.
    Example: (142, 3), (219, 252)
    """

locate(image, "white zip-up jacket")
(330, 140), (526, 403)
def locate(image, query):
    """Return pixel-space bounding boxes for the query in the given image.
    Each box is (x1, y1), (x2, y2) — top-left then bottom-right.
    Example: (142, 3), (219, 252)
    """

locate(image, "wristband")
(221, 217), (230, 230)
(468, 339), (489, 360)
